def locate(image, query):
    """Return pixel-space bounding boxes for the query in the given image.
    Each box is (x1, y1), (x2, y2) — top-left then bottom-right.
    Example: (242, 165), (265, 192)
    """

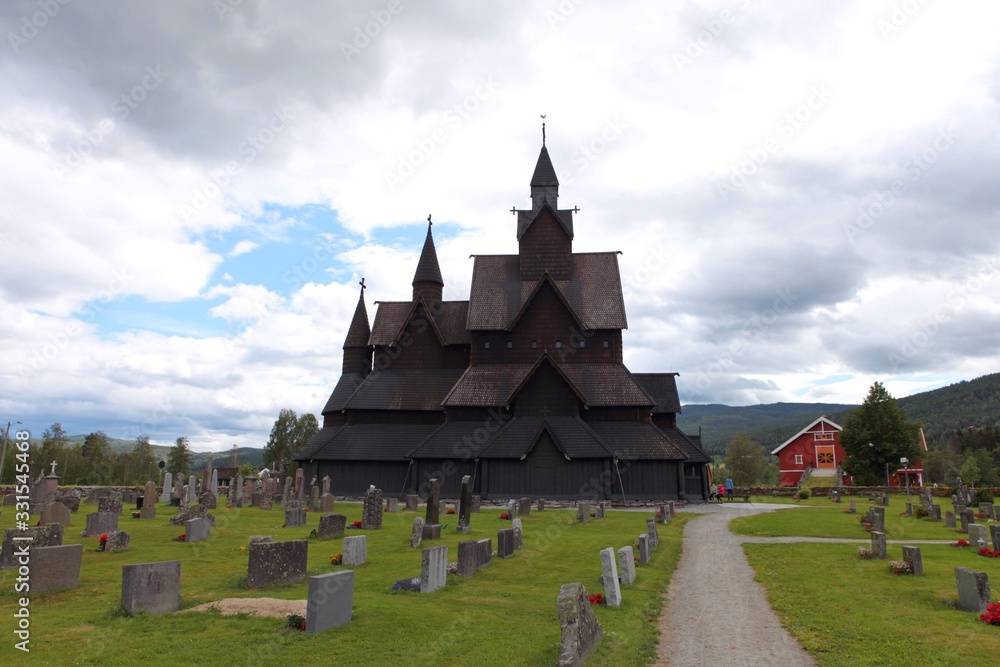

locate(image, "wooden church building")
(295, 139), (710, 501)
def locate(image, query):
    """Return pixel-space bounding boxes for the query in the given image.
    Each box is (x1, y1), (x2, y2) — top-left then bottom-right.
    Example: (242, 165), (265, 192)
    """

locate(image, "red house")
(772, 416), (848, 487)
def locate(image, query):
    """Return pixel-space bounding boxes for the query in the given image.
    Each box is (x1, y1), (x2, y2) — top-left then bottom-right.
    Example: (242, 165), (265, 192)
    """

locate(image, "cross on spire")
(540, 114), (546, 146)
(359, 277), (366, 291)
(427, 214), (432, 227)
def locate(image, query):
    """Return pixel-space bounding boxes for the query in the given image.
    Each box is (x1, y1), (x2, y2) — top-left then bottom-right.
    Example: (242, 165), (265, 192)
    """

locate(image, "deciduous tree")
(724, 433), (768, 486)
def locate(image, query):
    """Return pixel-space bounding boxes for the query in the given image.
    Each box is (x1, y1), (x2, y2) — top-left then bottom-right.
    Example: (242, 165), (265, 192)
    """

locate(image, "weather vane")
(427, 214), (432, 227)
(541, 114), (546, 146)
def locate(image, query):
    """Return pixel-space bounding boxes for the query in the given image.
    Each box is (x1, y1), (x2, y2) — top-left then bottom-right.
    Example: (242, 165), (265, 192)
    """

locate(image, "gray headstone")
(28, 543), (82, 594)
(960, 508), (975, 533)
(362, 487), (383, 529)
(498, 528), (515, 558)
(870, 506), (885, 533)
(285, 508), (306, 528)
(161, 473), (173, 504)
(646, 518), (659, 551)
(945, 510), (956, 528)
(536, 498), (544, 512)
(600, 547), (622, 607)
(317, 514), (347, 539)
(457, 540), (478, 577)
(477, 538), (492, 568)
(186, 517), (210, 543)
(968, 523), (989, 548)
(309, 486), (320, 513)
(420, 544), (448, 593)
(421, 523), (441, 541)
(320, 493), (335, 513)
(410, 516), (424, 548)
(557, 583), (603, 667)
(248, 535), (273, 545)
(169, 504), (216, 527)
(425, 479), (441, 526)
(849, 498), (856, 514)
(105, 530), (130, 552)
(143, 481), (158, 508)
(40, 502), (71, 527)
(871, 531), (887, 559)
(99, 496), (123, 516)
(577, 501), (591, 524)
(596, 502), (606, 519)
(992, 524), (1000, 552)
(658, 504), (669, 523)
(306, 570), (354, 633)
(199, 492), (217, 510)
(405, 494), (419, 512)
(1, 524), (64, 569)
(188, 480), (197, 503)
(121, 560), (181, 615)
(507, 499), (516, 518)
(904, 502), (912, 516)
(56, 491), (81, 513)
(210, 469), (219, 496)
(342, 535), (367, 566)
(637, 534), (650, 563)
(294, 468), (305, 502)
(247, 540), (308, 589)
(322, 475), (331, 496)
(511, 517), (524, 550)
(902, 545), (923, 576)
(235, 473), (244, 500)
(955, 566), (990, 612)
(980, 502), (995, 520)
(518, 497), (531, 516)
(458, 475), (473, 532)
(930, 504), (941, 521)
(85, 511), (118, 537)
(140, 506), (156, 520)
(618, 546), (636, 586)
(471, 495), (481, 512)
(386, 497), (399, 512)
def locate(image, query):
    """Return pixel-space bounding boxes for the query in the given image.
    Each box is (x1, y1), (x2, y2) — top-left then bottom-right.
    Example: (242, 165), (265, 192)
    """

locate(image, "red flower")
(978, 547), (1000, 558)
(500, 512), (509, 520)
(981, 602), (1000, 626)
(99, 534), (108, 542)
(955, 540), (971, 547)
(588, 593), (606, 606)
(446, 509), (456, 514)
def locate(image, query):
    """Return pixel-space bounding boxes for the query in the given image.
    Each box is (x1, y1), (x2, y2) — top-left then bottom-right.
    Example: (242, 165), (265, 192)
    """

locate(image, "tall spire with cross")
(412, 216), (444, 303)
(342, 276), (372, 376)
(530, 118), (559, 213)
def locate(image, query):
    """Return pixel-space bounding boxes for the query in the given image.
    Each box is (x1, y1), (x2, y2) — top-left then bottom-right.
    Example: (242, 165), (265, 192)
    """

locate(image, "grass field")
(0, 500), (688, 667)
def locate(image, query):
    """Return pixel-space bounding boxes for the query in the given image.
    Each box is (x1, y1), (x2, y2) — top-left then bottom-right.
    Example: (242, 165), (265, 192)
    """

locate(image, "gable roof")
(369, 298), (470, 346)
(303, 423), (440, 461)
(475, 416), (614, 459)
(632, 373), (682, 414)
(585, 422), (688, 461)
(516, 203), (575, 241)
(343, 369), (464, 411)
(321, 373), (367, 415)
(771, 416), (843, 455)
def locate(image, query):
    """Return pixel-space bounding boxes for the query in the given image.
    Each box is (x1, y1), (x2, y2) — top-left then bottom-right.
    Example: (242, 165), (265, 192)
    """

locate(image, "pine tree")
(841, 382), (921, 486)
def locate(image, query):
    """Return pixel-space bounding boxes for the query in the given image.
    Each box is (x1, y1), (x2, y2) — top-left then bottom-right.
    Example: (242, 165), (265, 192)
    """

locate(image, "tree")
(295, 412), (319, 456)
(264, 409), (320, 473)
(168, 436), (193, 475)
(960, 454), (981, 487)
(126, 435), (157, 484)
(723, 433), (768, 486)
(841, 382), (921, 486)
(38, 422), (70, 473)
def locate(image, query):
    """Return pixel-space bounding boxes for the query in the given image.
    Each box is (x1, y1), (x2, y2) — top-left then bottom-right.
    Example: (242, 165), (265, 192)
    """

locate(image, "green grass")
(730, 505), (983, 541)
(744, 542), (1000, 666)
(0, 501), (688, 666)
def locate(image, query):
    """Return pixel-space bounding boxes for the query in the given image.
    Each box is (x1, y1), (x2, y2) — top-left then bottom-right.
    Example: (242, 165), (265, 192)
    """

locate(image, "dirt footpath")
(655, 504), (816, 667)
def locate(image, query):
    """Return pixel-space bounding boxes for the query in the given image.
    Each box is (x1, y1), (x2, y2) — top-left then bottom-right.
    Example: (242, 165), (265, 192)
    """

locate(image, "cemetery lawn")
(0, 503), (688, 666)
(744, 542), (1000, 666)
(730, 505), (969, 541)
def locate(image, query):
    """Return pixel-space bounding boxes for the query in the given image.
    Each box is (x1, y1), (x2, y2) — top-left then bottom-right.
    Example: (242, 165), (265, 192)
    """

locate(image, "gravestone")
(904, 503), (912, 516)
(186, 517), (210, 543)
(1, 524), (64, 569)
(306, 570), (354, 633)
(386, 497), (399, 512)
(343, 535), (367, 566)
(210, 469), (219, 496)
(507, 499), (516, 518)
(658, 504), (670, 523)
(849, 498), (856, 514)
(980, 502), (996, 520)
(420, 544), (448, 593)
(600, 547), (622, 608)
(457, 540), (478, 577)
(498, 528), (515, 558)
(170, 504), (216, 526)
(40, 502), (71, 527)
(637, 534), (650, 563)
(410, 517), (424, 548)
(362, 487), (383, 529)
(309, 486), (320, 513)
(322, 475), (331, 495)
(29, 544), (83, 594)
(425, 478), (441, 526)
(960, 508), (974, 533)
(143, 481), (158, 508)
(902, 546), (923, 575)
(105, 530), (130, 552)
(870, 506), (885, 533)
(248, 535), (273, 545)
(518, 497), (531, 516)
(457, 475), (473, 533)
(646, 518), (659, 551)
(161, 473), (173, 504)
(991, 524), (1000, 552)
(188, 479), (198, 504)
(247, 540), (308, 589)
(140, 505), (156, 520)
(557, 582), (603, 667)
(317, 514), (346, 539)
(536, 499), (544, 512)
(871, 531), (887, 559)
(477, 538), (492, 568)
(199, 492), (217, 510)
(618, 546), (636, 586)
(668, 501), (677, 518)
(85, 512), (118, 537)
(968, 523), (989, 548)
(955, 567), (991, 612)
(421, 523), (441, 541)
(577, 502), (591, 524)
(511, 518), (524, 550)
(235, 473), (244, 502)
(405, 494), (419, 512)
(285, 508), (306, 528)
(294, 468), (305, 502)
(320, 493), (335, 512)
(121, 560), (181, 615)
(471, 495), (481, 512)
(930, 504), (941, 521)
(99, 496), (123, 516)
(596, 502), (606, 519)
(282, 477), (293, 506)
(945, 511), (956, 528)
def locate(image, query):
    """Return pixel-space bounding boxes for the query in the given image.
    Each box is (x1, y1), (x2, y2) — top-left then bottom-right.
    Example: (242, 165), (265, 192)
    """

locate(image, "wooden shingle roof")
(321, 374), (367, 415)
(632, 373), (682, 414)
(412, 222), (443, 285)
(657, 425), (711, 463)
(476, 416), (614, 459)
(343, 369), (464, 411)
(308, 423), (440, 461)
(586, 422), (688, 461)
(343, 286), (371, 348)
(369, 299), (471, 346)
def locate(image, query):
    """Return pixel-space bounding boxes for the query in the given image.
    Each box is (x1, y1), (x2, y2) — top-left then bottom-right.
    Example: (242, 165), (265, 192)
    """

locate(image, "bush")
(975, 488), (994, 504)
(913, 505), (929, 519)
(797, 488), (811, 500)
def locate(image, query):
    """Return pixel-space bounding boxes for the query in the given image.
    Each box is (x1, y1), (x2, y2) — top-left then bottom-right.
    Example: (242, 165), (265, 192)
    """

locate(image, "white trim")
(814, 443), (837, 468)
(771, 415), (843, 454)
(794, 454), (803, 465)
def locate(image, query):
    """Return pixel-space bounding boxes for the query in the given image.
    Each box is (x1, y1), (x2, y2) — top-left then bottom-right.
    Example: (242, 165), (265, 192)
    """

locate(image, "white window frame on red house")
(794, 454), (803, 465)
(814, 432), (834, 441)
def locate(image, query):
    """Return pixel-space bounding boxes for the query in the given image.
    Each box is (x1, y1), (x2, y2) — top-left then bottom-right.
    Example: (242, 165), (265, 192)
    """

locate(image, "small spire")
(412, 220), (443, 287)
(343, 278), (371, 349)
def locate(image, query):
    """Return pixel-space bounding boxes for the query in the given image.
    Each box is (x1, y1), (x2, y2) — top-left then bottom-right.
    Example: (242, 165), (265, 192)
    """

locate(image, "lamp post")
(0, 420), (23, 485)
(901, 457), (910, 502)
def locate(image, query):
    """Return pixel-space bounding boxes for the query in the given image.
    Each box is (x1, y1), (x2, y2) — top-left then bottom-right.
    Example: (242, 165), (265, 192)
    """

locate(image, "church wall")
(616, 460), (682, 500)
(304, 460), (410, 498)
(372, 310), (469, 371)
(583, 407), (649, 422)
(412, 459), (478, 498)
(512, 362), (581, 417)
(479, 455), (610, 500)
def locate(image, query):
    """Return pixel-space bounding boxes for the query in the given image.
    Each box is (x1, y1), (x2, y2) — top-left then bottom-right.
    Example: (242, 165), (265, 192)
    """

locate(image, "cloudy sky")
(2, 1), (999, 451)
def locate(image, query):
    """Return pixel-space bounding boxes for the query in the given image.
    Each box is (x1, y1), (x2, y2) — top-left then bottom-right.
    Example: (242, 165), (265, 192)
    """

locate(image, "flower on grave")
(329, 552), (343, 565)
(392, 578), (421, 593)
(446, 508), (456, 514)
(954, 540), (971, 547)
(975, 513), (989, 519)
(132, 511), (141, 519)
(590, 511), (596, 518)
(978, 547), (1000, 558)
(99, 534), (109, 552)
(447, 562), (458, 575)
(281, 522), (286, 527)
(843, 509), (852, 514)
(500, 512), (509, 520)
(856, 546), (875, 560)
(226, 504), (232, 509)
(350, 520), (363, 529)
(172, 533), (186, 542)
(286, 613), (306, 631)
(980, 602), (1000, 626)
(588, 593), (606, 606)
(887, 561), (912, 575)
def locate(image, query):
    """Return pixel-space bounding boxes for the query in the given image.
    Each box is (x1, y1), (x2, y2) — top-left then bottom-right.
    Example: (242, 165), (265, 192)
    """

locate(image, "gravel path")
(654, 503), (817, 667)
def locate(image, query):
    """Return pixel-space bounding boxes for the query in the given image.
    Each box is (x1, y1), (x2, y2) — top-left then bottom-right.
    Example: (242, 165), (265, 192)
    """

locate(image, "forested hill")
(679, 373), (1000, 456)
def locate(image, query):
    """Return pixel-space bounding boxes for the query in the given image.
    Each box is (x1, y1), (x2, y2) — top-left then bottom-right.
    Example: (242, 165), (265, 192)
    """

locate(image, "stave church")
(295, 137), (710, 501)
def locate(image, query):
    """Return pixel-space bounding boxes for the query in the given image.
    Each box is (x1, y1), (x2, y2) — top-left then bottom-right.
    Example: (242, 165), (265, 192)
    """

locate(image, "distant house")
(772, 416), (849, 487)
(887, 427), (929, 488)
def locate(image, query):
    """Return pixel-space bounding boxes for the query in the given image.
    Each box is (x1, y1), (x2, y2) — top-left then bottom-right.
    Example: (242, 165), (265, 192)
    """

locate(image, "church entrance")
(528, 431), (560, 496)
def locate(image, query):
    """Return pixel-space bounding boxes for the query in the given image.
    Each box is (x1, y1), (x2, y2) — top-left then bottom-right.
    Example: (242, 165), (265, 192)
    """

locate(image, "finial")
(427, 214), (432, 227)
(510, 206), (517, 215)
(359, 277), (366, 291)
(540, 114), (546, 146)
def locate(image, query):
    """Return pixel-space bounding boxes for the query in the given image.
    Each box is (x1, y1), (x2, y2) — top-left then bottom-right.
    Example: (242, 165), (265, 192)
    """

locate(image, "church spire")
(342, 278), (372, 376)
(412, 217), (444, 302)
(529, 144), (559, 212)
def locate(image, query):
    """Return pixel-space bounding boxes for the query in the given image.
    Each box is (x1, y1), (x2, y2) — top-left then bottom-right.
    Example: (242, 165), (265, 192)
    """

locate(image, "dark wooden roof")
(560, 364), (653, 407)
(467, 253), (627, 330)
(412, 222), (443, 285)
(632, 373), (682, 414)
(586, 423), (688, 461)
(530, 145), (559, 187)
(369, 299), (471, 346)
(443, 364), (533, 407)
(516, 204), (575, 241)
(407, 421), (489, 459)
(343, 286), (371, 348)
(297, 425), (346, 460)
(343, 369), (464, 411)
(657, 425), (711, 463)
(476, 416), (613, 459)
(321, 373), (367, 414)
(306, 423), (440, 461)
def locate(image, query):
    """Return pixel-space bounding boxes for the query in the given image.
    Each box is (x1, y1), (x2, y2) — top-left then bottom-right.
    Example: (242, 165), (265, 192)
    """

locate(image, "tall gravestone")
(646, 519), (659, 551)
(247, 540), (308, 589)
(600, 547), (622, 607)
(955, 567), (990, 612)
(637, 534), (650, 563)
(425, 478), (441, 526)
(322, 475), (331, 495)
(478, 538), (492, 568)
(306, 570), (354, 633)
(577, 502), (591, 524)
(420, 545), (448, 593)
(161, 473), (173, 504)
(121, 561), (181, 615)
(498, 528), (515, 558)
(309, 486), (320, 513)
(930, 504), (941, 521)
(960, 509), (974, 534)
(410, 517), (424, 548)
(870, 506), (885, 533)
(871, 531), (887, 559)
(295, 468), (305, 502)
(557, 583), (603, 667)
(945, 511), (956, 528)
(618, 546), (636, 586)
(511, 518), (524, 550)
(457, 475), (472, 533)
(362, 487), (383, 529)
(457, 540), (478, 577)
(143, 481), (157, 508)
(902, 546), (923, 575)
(210, 469), (219, 496)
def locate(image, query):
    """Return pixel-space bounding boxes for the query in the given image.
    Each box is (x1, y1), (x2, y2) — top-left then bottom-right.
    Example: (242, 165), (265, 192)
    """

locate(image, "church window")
(531, 340), (538, 349)
(578, 340), (586, 348)
(555, 340), (562, 349)
(484, 341), (490, 349)
(506, 341), (512, 349)
(602, 340), (609, 348)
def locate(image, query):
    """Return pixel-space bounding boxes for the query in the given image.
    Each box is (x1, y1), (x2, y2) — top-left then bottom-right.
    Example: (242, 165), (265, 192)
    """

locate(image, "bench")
(721, 490), (751, 502)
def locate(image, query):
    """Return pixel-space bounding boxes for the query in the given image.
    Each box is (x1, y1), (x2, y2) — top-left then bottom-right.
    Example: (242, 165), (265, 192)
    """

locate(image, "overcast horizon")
(3, 1), (999, 452)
